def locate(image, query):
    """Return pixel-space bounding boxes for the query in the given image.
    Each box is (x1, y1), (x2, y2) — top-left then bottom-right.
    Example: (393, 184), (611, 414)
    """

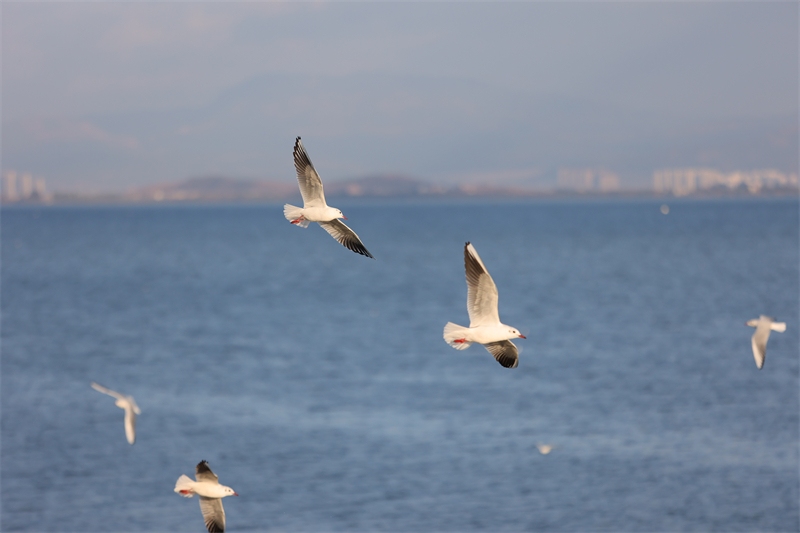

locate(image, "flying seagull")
(443, 242), (526, 368)
(175, 460), (238, 533)
(746, 315), (786, 369)
(283, 137), (374, 258)
(90, 382), (141, 445)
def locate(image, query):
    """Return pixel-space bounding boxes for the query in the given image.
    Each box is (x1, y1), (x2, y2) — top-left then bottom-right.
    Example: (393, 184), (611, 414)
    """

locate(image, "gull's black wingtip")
(351, 243), (375, 259)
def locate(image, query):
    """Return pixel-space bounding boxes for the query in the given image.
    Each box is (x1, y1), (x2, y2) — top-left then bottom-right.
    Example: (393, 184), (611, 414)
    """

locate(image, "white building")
(2, 170), (52, 203)
(557, 168), (620, 193)
(653, 168), (799, 196)
(2, 171), (19, 202)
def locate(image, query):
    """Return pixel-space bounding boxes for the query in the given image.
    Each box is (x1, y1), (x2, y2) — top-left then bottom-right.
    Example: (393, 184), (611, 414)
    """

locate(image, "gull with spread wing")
(175, 460), (238, 533)
(284, 137), (374, 258)
(90, 382), (141, 445)
(746, 315), (786, 369)
(443, 242), (526, 368)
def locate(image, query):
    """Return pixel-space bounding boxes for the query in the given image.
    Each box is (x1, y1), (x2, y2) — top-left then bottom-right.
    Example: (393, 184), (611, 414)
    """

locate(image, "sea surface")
(2, 198), (798, 533)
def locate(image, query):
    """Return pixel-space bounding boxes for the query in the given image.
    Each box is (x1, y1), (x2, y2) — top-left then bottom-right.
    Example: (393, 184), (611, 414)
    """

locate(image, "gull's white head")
(509, 328), (526, 339)
(324, 207), (347, 221)
(222, 485), (239, 497)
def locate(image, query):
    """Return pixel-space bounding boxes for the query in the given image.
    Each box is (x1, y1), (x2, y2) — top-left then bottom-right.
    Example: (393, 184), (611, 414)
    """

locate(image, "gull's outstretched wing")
(319, 219), (374, 258)
(195, 460), (220, 484)
(464, 243), (500, 327)
(751, 318), (773, 370)
(293, 137), (327, 208)
(123, 407), (137, 445)
(483, 340), (519, 369)
(91, 382), (125, 401)
(199, 496), (226, 533)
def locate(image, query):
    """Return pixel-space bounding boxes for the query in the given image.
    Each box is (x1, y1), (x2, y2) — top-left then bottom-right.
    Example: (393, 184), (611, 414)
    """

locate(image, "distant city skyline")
(2, 3), (797, 193)
(3, 165), (796, 205)
(1, 170), (52, 203)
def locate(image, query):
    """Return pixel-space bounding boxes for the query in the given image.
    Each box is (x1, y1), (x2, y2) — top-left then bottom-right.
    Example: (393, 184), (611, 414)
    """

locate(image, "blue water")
(2, 199), (798, 532)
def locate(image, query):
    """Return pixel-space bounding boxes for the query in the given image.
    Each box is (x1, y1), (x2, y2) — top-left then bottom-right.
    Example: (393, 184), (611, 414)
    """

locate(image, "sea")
(1, 198), (798, 532)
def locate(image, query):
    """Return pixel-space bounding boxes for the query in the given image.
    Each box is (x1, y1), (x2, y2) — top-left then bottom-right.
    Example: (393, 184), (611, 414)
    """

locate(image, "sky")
(2, 2), (798, 193)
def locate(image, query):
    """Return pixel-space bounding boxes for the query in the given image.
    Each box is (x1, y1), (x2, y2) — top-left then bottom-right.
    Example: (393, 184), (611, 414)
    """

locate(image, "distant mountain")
(324, 175), (447, 197)
(124, 176), (296, 202)
(120, 175), (440, 202)
(118, 174), (558, 203)
(45, 172), (796, 205)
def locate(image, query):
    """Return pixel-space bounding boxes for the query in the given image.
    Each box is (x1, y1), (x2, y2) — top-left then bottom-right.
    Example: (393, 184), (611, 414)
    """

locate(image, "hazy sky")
(2, 2), (797, 192)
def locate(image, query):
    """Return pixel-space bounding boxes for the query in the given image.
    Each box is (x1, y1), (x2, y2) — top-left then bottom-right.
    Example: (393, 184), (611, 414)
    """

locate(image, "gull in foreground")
(284, 137), (374, 258)
(746, 315), (787, 369)
(443, 242), (526, 368)
(175, 460), (238, 533)
(90, 382), (140, 445)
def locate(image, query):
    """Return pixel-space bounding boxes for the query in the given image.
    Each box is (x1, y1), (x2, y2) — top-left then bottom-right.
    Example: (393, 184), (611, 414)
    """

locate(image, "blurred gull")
(284, 137), (374, 258)
(536, 444), (554, 455)
(443, 242), (526, 368)
(746, 315), (786, 369)
(90, 382), (141, 445)
(175, 460), (238, 533)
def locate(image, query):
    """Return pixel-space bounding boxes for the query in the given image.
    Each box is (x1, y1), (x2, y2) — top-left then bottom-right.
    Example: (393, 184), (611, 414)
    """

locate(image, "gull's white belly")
(465, 324), (515, 344)
(301, 206), (338, 222)
(192, 481), (232, 499)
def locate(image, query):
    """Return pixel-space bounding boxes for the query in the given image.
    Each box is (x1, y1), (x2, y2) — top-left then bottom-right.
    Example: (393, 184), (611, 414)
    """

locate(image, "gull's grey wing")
(751, 318), (772, 370)
(91, 382), (125, 401)
(199, 496), (226, 533)
(464, 243), (500, 327)
(195, 460), (220, 484)
(483, 340), (519, 369)
(123, 407), (137, 445)
(319, 219), (374, 258)
(294, 137), (327, 208)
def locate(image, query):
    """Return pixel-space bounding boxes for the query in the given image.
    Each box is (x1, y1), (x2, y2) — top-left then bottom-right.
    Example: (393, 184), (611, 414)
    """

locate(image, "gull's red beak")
(233, 492), (239, 496)
(342, 215), (348, 220)
(519, 334), (527, 339)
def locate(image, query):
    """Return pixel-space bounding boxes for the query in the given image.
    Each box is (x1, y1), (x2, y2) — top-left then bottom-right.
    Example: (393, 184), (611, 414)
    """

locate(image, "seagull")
(443, 242), (526, 368)
(90, 382), (141, 445)
(283, 137), (374, 258)
(746, 315), (787, 369)
(175, 460), (238, 533)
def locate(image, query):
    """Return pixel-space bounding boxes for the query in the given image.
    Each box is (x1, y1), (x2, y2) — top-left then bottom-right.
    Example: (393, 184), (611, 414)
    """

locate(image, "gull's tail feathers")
(771, 322), (787, 333)
(443, 322), (472, 350)
(284, 204), (310, 228)
(174, 475), (196, 497)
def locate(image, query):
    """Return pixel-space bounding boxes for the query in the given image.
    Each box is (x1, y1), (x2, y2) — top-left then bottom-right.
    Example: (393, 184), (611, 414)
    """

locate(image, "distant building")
(20, 173), (34, 199)
(597, 171), (621, 192)
(653, 168), (799, 196)
(2, 170), (52, 203)
(3, 171), (18, 202)
(557, 168), (620, 193)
